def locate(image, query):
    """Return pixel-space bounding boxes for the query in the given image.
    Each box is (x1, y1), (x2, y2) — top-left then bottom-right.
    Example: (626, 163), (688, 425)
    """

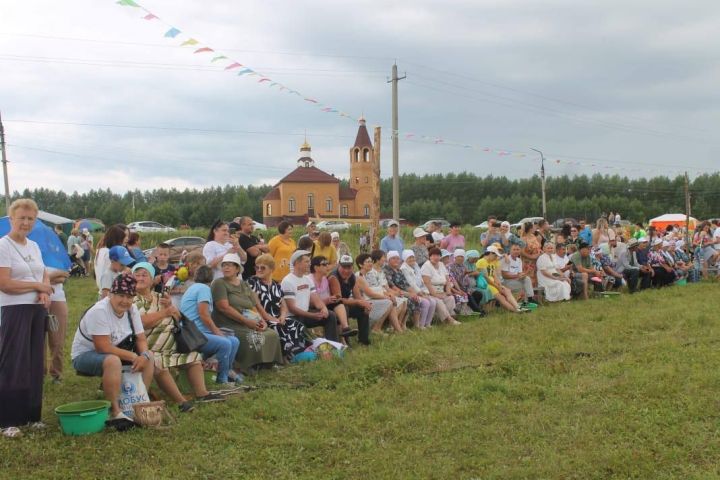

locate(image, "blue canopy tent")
(0, 217), (72, 271)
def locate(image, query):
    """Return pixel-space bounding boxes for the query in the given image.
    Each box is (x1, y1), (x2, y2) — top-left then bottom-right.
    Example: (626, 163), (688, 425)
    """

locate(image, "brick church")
(262, 118), (379, 227)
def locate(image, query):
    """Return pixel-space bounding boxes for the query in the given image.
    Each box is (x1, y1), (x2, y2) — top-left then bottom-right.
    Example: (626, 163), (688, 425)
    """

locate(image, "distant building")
(262, 118), (379, 226)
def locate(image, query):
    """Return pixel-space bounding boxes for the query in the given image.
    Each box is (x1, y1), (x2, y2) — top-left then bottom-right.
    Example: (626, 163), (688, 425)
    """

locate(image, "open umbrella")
(0, 217), (72, 271)
(75, 218), (105, 232)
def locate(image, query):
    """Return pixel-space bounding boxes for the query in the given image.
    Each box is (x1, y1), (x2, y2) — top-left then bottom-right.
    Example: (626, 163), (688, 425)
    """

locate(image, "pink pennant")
(194, 47), (214, 54)
(304, 98), (318, 103)
(258, 78), (271, 83)
(143, 13), (158, 20)
(224, 62), (243, 70)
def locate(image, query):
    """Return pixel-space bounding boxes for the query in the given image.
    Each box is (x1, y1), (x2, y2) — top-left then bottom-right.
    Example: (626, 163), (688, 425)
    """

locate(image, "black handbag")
(172, 313), (208, 353)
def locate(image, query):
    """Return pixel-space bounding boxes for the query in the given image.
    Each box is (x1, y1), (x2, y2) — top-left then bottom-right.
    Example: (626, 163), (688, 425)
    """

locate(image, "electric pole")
(0, 111), (10, 213)
(371, 126), (382, 249)
(531, 148), (547, 219)
(387, 63), (405, 221)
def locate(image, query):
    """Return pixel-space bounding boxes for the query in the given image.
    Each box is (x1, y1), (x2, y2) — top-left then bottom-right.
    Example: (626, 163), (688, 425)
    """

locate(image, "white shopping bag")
(119, 366), (150, 419)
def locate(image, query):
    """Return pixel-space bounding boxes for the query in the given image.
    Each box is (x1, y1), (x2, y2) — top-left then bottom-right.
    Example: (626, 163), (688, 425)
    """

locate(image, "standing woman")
(203, 220), (247, 280)
(0, 199), (53, 437)
(46, 266), (70, 384)
(520, 223), (541, 285)
(95, 224), (129, 292)
(268, 221), (296, 282)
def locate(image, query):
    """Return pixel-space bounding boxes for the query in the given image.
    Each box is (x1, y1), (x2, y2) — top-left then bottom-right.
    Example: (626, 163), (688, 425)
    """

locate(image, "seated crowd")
(1, 203), (718, 436)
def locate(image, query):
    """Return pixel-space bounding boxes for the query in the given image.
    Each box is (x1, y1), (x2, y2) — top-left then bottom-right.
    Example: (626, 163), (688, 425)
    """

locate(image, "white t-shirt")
(500, 255), (523, 275)
(0, 236), (46, 306)
(48, 267), (67, 302)
(713, 227), (720, 251)
(554, 254), (571, 278)
(94, 247), (110, 290)
(281, 273), (316, 313)
(203, 241), (234, 279)
(420, 261), (448, 293)
(71, 297), (144, 359)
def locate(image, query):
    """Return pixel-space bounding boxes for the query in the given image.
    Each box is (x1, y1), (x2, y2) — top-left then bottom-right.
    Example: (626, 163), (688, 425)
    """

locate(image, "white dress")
(536, 253), (571, 302)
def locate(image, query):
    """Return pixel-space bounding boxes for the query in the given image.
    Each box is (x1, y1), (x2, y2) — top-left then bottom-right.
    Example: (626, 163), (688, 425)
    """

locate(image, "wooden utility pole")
(684, 171), (691, 245)
(387, 63), (405, 221)
(531, 148), (547, 219)
(0, 111), (10, 213)
(371, 126), (382, 249)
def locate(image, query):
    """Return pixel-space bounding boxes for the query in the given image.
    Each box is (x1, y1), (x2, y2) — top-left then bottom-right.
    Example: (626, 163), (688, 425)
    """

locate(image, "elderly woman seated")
(383, 250), (433, 328)
(354, 253), (404, 333)
(399, 250), (438, 329)
(132, 262), (223, 412)
(70, 274), (155, 429)
(446, 249), (486, 315)
(536, 242), (571, 302)
(211, 253), (284, 373)
(420, 247), (462, 324)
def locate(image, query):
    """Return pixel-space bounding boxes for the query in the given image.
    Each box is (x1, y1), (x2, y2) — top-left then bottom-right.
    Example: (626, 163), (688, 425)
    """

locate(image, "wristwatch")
(140, 351), (151, 360)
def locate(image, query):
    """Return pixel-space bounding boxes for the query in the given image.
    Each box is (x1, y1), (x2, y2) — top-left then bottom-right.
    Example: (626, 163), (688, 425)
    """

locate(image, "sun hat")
(110, 273), (137, 296)
(413, 227), (427, 238)
(484, 245), (500, 256)
(131, 262), (155, 277)
(401, 249), (415, 262)
(627, 238), (639, 249)
(339, 254), (354, 266)
(454, 248), (466, 258)
(387, 250), (401, 261)
(289, 250), (311, 266)
(221, 253), (243, 267)
(109, 246), (135, 266)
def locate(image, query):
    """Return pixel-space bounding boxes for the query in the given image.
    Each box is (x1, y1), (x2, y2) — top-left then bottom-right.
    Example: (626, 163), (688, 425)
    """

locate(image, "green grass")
(3, 278), (720, 479)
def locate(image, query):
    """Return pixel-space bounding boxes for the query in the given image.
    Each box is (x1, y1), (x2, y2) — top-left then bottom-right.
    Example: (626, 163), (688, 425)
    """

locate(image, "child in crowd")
(99, 246), (134, 299)
(152, 243), (176, 293)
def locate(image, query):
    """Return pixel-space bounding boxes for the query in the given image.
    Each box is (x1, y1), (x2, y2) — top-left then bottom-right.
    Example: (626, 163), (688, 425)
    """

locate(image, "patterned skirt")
(145, 317), (202, 369)
(269, 319), (311, 357)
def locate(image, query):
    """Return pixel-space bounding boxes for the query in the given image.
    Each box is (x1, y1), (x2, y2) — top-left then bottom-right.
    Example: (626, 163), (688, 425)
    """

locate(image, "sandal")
(1, 427), (22, 438)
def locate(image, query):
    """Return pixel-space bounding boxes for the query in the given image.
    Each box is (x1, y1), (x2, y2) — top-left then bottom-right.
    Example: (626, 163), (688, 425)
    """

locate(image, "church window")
(355, 177), (360, 185)
(341, 204), (348, 217)
(288, 196), (296, 213)
(266, 203), (272, 216)
(363, 149), (370, 162)
(354, 148), (360, 162)
(307, 193), (314, 209)
(326, 197), (333, 212)
(363, 204), (370, 217)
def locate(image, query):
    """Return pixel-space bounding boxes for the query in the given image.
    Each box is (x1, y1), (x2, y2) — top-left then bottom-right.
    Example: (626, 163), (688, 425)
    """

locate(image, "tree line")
(7, 172), (719, 227)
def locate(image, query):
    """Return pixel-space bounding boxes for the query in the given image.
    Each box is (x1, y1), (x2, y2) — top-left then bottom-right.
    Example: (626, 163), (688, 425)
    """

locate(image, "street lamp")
(530, 148), (547, 220)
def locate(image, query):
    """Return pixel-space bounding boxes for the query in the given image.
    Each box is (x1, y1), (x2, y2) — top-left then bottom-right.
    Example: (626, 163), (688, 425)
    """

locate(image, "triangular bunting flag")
(164, 27), (181, 38)
(181, 38), (199, 46)
(143, 13), (158, 20)
(211, 55), (229, 62)
(116, 0), (140, 7)
(224, 62), (243, 70)
(194, 47), (214, 53)
(237, 68), (253, 76)
(258, 78), (271, 83)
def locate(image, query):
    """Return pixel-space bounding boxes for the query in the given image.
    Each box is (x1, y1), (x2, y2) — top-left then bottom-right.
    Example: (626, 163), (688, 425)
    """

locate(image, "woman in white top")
(400, 250), (437, 329)
(420, 247), (460, 325)
(0, 199), (53, 437)
(536, 242), (571, 302)
(94, 224), (129, 291)
(354, 253), (402, 333)
(202, 220), (246, 280)
(367, 249), (407, 330)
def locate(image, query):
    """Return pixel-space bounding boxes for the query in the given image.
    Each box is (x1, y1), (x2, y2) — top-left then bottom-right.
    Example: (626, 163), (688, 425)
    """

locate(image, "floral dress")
(247, 276), (310, 357)
(521, 235), (540, 284)
(382, 265), (419, 314)
(134, 292), (202, 369)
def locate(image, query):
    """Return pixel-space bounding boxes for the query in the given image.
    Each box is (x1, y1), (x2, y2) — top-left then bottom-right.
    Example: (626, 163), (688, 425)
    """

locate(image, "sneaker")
(178, 401), (195, 413)
(228, 371), (245, 384)
(196, 393), (225, 403)
(105, 412), (137, 431)
(340, 327), (358, 337)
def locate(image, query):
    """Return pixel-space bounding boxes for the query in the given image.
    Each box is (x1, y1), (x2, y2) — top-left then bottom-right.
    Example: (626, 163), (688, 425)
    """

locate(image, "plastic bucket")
(675, 278), (687, 286)
(55, 400), (111, 436)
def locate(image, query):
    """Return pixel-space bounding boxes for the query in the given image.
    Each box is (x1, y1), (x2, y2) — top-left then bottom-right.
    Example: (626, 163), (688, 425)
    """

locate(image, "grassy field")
(2, 276), (720, 479)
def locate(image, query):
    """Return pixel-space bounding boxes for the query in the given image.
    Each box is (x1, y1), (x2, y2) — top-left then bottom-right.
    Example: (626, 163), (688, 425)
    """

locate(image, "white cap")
(453, 248), (466, 258)
(290, 250), (311, 265)
(484, 246), (500, 256)
(387, 219), (399, 227)
(330, 231), (340, 239)
(501, 221), (510, 227)
(387, 250), (400, 260)
(221, 253), (243, 267)
(339, 254), (354, 266)
(432, 232), (445, 242)
(82, 228), (89, 234)
(401, 249), (415, 261)
(412, 227), (427, 238)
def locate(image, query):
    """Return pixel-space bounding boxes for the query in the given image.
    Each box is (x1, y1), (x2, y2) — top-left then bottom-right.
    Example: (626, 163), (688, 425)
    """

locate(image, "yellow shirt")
(476, 258), (499, 280)
(312, 242), (338, 265)
(268, 235), (296, 282)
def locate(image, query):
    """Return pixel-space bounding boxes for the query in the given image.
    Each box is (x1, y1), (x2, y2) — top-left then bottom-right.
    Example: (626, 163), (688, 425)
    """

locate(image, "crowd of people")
(1, 200), (719, 436)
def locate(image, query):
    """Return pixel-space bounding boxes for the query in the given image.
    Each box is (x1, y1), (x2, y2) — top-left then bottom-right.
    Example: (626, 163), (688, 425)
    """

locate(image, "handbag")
(172, 313), (208, 354)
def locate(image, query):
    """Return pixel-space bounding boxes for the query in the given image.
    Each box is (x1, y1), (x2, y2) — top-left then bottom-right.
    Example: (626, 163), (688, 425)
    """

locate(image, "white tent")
(37, 210), (73, 226)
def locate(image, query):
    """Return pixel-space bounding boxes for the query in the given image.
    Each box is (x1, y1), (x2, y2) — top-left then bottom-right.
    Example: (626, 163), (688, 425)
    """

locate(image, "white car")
(510, 217), (545, 230)
(128, 221), (177, 233)
(252, 221), (267, 231)
(316, 220), (351, 231)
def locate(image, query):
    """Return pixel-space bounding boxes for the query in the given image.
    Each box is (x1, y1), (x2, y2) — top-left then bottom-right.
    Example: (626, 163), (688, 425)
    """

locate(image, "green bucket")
(55, 400), (111, 436)
(675, 278), (687, 286)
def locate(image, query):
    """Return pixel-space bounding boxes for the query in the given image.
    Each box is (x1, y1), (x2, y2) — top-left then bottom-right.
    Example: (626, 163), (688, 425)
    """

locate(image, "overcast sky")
(1, 0), (719, 194)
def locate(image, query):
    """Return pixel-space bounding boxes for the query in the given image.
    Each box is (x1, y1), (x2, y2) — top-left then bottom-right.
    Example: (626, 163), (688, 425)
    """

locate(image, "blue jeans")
(200, 333), (239, 383)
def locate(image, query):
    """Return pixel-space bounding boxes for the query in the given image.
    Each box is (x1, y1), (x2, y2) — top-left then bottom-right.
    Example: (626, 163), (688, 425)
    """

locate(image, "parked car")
(379, 218), (407, 228)
(421, 219), (451, 230)
(511, 217), (545, 230)
(474, 220), (508, 230)
(316, 220), (351, 231)
(552, 218), (578, 231)
(128, 221), (176, 233)
(252, 221), (267, 231)
(142, 236), (205, 263)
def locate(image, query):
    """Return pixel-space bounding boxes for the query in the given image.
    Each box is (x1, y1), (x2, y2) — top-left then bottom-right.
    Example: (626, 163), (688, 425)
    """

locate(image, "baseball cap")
(627, 238), (639, 249)
(109, 245), (135, 266)
(413, 227), (427, 238)
(484, 246), (500, 256)
(339, 254), (354, 266)
(289, 250), (311, 265)
(221, 253), (243, 266)
(306, 221), (316, 228)
(387, 220), (399, 227)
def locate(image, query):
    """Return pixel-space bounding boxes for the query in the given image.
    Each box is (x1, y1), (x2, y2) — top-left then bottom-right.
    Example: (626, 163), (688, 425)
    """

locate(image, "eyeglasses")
(256, 265), (269, 271)
(318, 262), (329, 266)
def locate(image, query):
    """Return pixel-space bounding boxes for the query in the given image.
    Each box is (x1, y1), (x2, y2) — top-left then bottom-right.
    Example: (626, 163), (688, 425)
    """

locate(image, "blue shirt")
(180, 283), (213, 334)
(380, 235), (404, 254)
